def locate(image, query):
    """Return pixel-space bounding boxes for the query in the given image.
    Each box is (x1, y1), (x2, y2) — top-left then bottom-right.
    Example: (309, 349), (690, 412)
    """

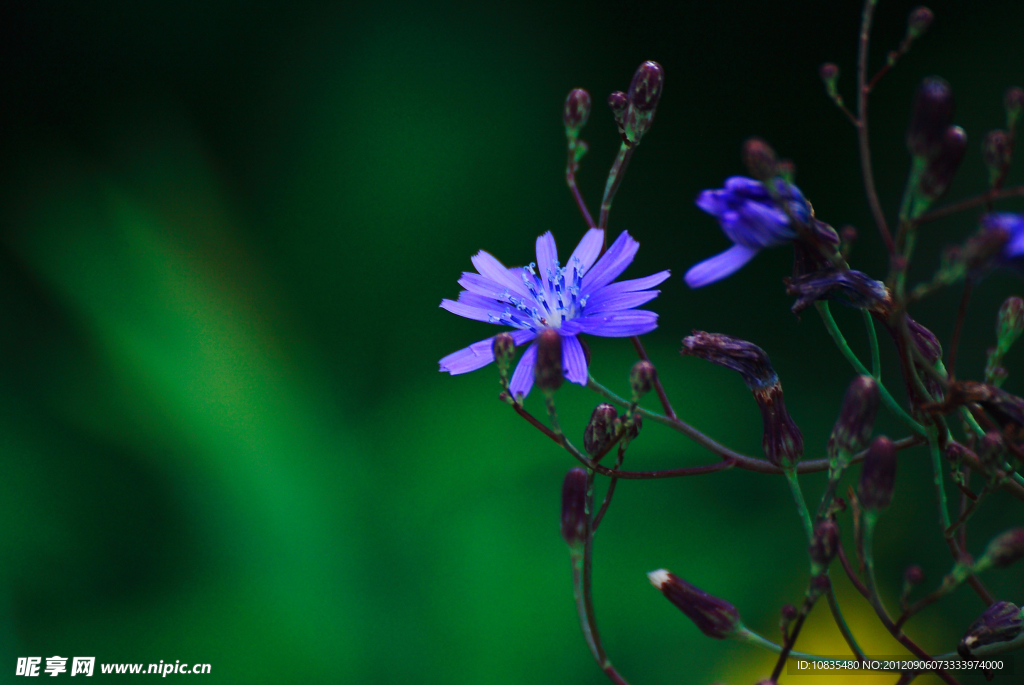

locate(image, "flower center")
(487, 257), (588, 331)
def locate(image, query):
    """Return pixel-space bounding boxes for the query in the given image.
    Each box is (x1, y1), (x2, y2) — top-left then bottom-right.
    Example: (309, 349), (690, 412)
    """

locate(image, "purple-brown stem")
(913, 184), (1024, 225)
(566, 144), (596, 228)
(946, 279), (974, 381)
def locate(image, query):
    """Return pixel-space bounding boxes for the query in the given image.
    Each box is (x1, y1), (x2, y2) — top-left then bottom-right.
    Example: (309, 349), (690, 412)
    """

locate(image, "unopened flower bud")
(534, 329), (564, 393)
(908, 317), (942, 363)
(828, 376), (880, 460)
(781, 604), (798, 621)
(820, 63), (840, 97)
(608, 90), (629, 134)
(904, 564), (925, 585)
(859, 436), (897, 511)
(583, 403), (618, 457)
(958, 601), (1023, 657)
(1005, 87), (1024, 130)
(647, 569), (742, 639)
(918, 125), (967, 200)
(907, 6), (934, 38)
(776, 159), (796, 182)
(996, 296), (1024, 352)
(742, 137), (778, 181)
(630, 360), (657, 399)
(907, 77), (955, 159)
(623, 61), (664, 144)
(983, 130), (1011, 178)
(493, 332), (516, 380)
(560, 468), (589, 548)
(563, 89), (592, 137)
(983, 528), (1024, 569)
(622, 412), (642, 442)
(809, 519), (840, 567)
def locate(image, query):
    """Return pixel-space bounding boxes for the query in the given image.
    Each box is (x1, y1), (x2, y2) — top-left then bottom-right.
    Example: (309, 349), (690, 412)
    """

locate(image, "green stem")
(737, 629), (890, 669)
(862, 309), (881, 379)
(825, 587), (867, 661)
(785, 468), (814, 543)
(927, 427), (952, 530)
(816, 302), (925, 435)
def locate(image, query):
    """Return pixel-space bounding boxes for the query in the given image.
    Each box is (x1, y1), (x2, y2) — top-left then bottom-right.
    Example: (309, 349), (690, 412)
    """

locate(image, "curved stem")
(599, 143), (634, 234)
(630, 336), (676, 419)
(862, 309), (881, 379)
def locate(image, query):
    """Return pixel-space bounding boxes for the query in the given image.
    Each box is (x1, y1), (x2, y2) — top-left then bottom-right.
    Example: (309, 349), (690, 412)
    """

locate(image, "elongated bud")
(742, 137), (778, 181)
(560, 468), (589, 548)
(905, 564), (925, 586)
(809, 519), (840, 567)
(623, 61), (664, 144)
(982, 528), (1024, 569)
(647, 569), (742, 639)
(996, 296), (1024, 352)
(918, 125), (967, 200)
(608, 90), (628, 136)
(859, 436), (897, 511)
(534, 329), (563, 393)
(785, 268), (890, 315)
(584, 403), (618, 457)
(820, 63), (840, 98)
(958, 601), (1023, 657)
(983, 130), (1011, 181)
(630, 360), (657, 399)
(1005, 87), (1024, 130)
(563, 89), (592, 137)
(493, 332), (516, 382)
(908, 317), (942, 362)
(828, 376), (880, 460)
(907, 6), (934, 38)
(907, 77), (954, 159)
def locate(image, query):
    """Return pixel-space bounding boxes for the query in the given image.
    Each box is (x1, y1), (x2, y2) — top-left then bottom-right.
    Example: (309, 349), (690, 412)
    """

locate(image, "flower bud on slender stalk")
(608, 91), (629, 136)
(563, 89), (591, 138)
(958, 601), (1023, 657)
(980, 528), (1024, 569)
(623, 61), (663, 145)
(560, 468), (589, 550)
(534, 329), (563, 393)
(583, 403), (618, 457)
(917, 125), (967, 201)
(493, 332), (516, 386)
(907, 6), (934, 38)
(809, 519), (840, 568)
(983, 130), (1011, 184)
(996, 296), (1024, 353)
(742, 137), (778, 181)
(1005, 87), (1024, 131)
(858, 436), (897, 511)
(647, 570), (742, 639)
(629, 360), (656, 400)
(827, 375), (880, 468)
(907, 77), (955, 159)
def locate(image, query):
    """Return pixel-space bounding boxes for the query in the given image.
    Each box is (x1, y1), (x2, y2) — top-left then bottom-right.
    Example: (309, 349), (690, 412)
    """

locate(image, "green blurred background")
(1, 0), (1022, 682)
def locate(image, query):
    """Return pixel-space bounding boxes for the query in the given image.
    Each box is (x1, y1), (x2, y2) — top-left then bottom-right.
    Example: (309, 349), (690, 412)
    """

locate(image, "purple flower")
(984, 212), (1024, 267)
(685, 176), (810, 288)
(439, 229), (669, 399)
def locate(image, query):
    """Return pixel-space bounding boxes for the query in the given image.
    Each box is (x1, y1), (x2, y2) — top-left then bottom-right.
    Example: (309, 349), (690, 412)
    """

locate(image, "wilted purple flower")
(958, 601), (1022, 657)
(785, 268), (890, 315)
(439, 229), (669, 399)
(827, 375), (880, 460)
(685, 176), (811, 288)
(648, 569), (742, 639)
(982, 528), (1024, 569)
(859, 436), (897, 510)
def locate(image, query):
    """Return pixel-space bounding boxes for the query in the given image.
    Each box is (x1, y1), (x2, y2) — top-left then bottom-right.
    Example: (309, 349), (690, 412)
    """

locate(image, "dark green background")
(1, 1), (1022, 682)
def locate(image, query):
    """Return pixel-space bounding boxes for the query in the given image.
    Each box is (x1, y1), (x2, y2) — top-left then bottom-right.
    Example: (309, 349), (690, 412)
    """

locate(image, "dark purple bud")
(841, 225), (858, 245)
(997, 296), (1024, 350)
(785, 268), (891, 315)
(742, 137), (778, 181)
(560, 468), (589, 548)
(534, 329), (563, 393)
(781, 604), (798, 621)
(810, 574), (832, 591)
(904, 564), (925, 585)
(908, 317), (942, 363)
(563, 89), (592, 136)
(949, 381), (1024, 431)
(756, 384), (804, 468)
(623, 61), (664, 144)
(918, 126), (967, 200)
(858, 436), (897, 510)
(621, 412), (643, 442)
(776, 159), (796, 182)
(647, 569), (742, 639)
(945, 440), (974, 466)
(963, 220), (1012, 272)
(608, 90), (629, 132)
(828, 375), (880, 459)
(1006, 87), (1024, 129)
(907, 6), (934, 38)
(583, 403), (618, 457)
(493, 332), (516, 379)
(907, 77), (955, 158)
(630, 360), (657, 399)
(983, 130), (1011, 174)
(809, 519), (840, 567)
(819, 63), (840, 98)
(958, 601), (1023, 657)
(681, 331), (778, 390)
(983, 528), (1024, 569)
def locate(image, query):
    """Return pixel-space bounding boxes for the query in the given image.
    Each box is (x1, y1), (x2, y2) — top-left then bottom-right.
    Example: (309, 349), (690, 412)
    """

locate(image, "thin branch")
(913, 184), (1024, 226)
(630, 336), (676, 419)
